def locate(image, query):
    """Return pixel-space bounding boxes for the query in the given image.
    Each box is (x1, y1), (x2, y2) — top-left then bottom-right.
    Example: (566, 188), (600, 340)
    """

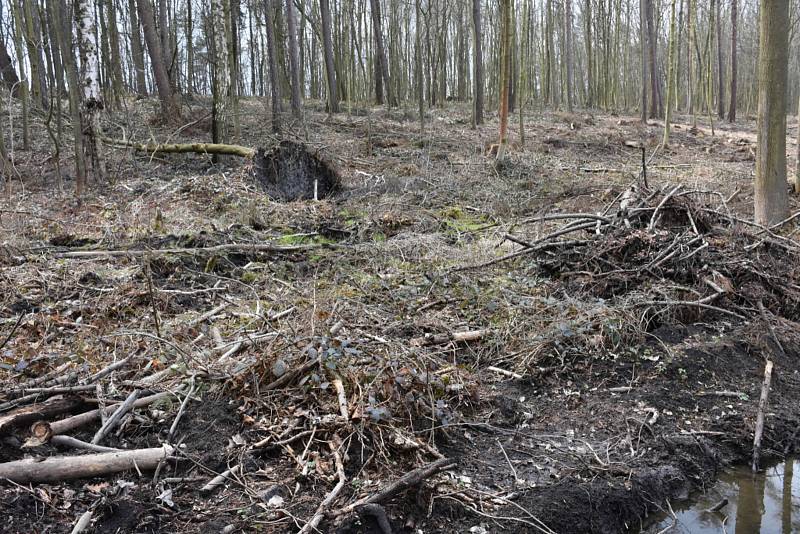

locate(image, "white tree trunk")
(76, 0), (106, 183)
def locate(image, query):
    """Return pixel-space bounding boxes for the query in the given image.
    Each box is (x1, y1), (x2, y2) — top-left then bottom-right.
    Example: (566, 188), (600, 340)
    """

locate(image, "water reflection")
(647, 458), (799, 533)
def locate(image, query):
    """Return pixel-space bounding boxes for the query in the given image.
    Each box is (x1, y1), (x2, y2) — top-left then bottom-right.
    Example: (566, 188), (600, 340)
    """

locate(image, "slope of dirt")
(2, 99), (800, 533)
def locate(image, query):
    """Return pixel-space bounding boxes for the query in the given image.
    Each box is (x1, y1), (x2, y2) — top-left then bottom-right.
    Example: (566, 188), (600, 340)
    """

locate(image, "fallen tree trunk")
(0, 445), (174, 483)
(0, 397), (84, 435)
(100, 137), (255, 158)
(50, 391), (170, 435)
(51, 242), (325, 260)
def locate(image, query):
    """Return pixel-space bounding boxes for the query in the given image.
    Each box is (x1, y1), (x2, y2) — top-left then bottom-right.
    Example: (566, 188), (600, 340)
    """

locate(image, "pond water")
(646, 458), (799, 533)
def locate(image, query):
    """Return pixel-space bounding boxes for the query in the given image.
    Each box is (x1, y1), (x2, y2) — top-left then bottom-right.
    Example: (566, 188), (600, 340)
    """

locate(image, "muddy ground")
(1, 98), (800, 534)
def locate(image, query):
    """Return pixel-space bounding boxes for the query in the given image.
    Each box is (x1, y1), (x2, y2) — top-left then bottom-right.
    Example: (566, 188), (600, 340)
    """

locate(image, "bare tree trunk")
(105, 0), (124, 106)
(264, 0), (282, 132)
(128, 0), (148, 95)
(585, 0), (592, 108)
(211, 0), (231, 143)
(21, 0), (48, 109)
(53, 0), (85, 195)
(370, 0), (394, 106)
(319, 0), (339, 113)
(76, 0), (106, 184)
(563, 0), (573, 112)
(728, 0), (737, 122)
(715, 0), (724, 119)
(754, 0), (789, 225)
(137, 0), (179, 121)
(186, 0), (194, 94)
(663, 0), (677, 146)
(472, 0), (483, 125)
(639, 0), (647, 122)
(285, 0), (302, 116)
(10, 1), (30, 148)
(645, 0), (661, 118)
(158, 0), (170, 79)
(496, 0), (512, 162)
(415, 0), (424, 131)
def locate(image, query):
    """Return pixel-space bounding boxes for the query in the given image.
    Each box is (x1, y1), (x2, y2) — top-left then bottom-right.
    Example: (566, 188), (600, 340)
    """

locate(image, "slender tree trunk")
(472, 0), (483, 125)
(645, 0), (661, 118)
(285, 0), (302, 116)
(211, 0), (231, 144)
(53, 0), (85, 195)
(264, 0), (282, 132)
(663, 0), (677, 146)
(105, 0), (124, 107)
(563, 0), (573, 112)
(129, 0), (148, 95)
(21, 0), (47, 109)
(639, 0), (647, 122)
(496, 0), (512, 162)
(76, 0), (107, 184)
(754, 0), (789, 225)
(10, 1), (30, 149)
(415, 0), (424, 131)
(715, 0), (723, 119)
(158, 0), (170, 79)
(370, 0), (394, 106)
(186, 0), (194, 94)
(728, 0), (737, 122)
(584, 0), (592, 108)
(137, 0), (179, 121)
(319, 0), (339, 113)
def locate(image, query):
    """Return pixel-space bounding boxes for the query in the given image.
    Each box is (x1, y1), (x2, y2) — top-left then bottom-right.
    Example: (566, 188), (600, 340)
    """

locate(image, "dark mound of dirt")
(254, 140), (341, 201)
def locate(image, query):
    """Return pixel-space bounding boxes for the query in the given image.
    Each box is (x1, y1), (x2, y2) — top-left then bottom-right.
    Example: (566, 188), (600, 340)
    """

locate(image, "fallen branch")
(299, 439), (346, 534)
(50, 391), (171, 435)
(51, 242), (326, 260)
(91, 389), (140, 444)
(0, 397), (84, 435)
(335, 457), (456, 517)
(100, 137), (256, 158)
(0, 445), (174, 483)
(200, 464), (242, 493)
(51, 435), (122, 453)
(412, 329), (487, 346)
(752, 359), (774, 472)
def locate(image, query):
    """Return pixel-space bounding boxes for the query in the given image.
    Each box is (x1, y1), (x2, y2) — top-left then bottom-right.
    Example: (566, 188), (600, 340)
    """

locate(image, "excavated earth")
(1, 99), (800, 533)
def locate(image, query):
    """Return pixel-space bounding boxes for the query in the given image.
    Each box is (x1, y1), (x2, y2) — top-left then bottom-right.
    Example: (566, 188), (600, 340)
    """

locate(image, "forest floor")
(2, 98), (800, 534)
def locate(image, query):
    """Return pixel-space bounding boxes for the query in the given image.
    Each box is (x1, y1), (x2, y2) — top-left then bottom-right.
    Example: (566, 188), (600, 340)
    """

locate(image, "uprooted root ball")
(254, 140), (341, 201)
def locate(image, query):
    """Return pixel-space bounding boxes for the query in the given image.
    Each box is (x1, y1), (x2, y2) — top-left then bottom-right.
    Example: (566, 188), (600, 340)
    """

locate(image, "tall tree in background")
(645, 0), (662, 118)
(639, 0), (647, 123)
(563, 0), (573, 112)
(211, 0), (231, 143)
(264, 0), (282, 132)
(285, 0), (302, 117)
(76, 0), (106, 184)
(319, 0), (339, 113)
(495, 0), (512, 162)
(10, 0), (30, 149)
(128, 0), (148, 96)
(371, 0), (394, 107)
(715, 0), (724, 119)
(728, 0), (737, 122)
(137, 0), (179, 121)
(0, 37), (20, 96)
(663, 0), (677, 146)
(753, 0), (789, 225)
(472, 0), (483, 125)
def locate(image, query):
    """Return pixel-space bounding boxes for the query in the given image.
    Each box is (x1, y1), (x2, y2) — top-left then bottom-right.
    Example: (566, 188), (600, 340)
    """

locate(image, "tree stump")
(254, 141), (340, 201)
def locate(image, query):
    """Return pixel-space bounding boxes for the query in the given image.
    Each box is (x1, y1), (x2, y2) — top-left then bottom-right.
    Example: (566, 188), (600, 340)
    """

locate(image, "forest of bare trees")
(3, 1), (800, 533)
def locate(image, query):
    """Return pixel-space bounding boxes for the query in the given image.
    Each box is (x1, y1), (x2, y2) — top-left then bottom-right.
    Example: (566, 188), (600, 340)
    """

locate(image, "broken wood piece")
(92, 389), (140, 444)
(52, 242), (323, 260)
(487, 366), (523, 380)
(200, 464), (242, 493)
(51, 435), (122, 453)
(0, 445), (174, 483)
(412, 330), (487, 346)
(212, 332), (278, 354)
(50, 391), (171, 436)
(70, 510), (93, 534)
(298, 439), (346, 534)
(608, 386), (633, 393)
(752, 359), (774, 472)
(333, 379), (349, 420)
(188, 303), (230, 328)
(334, 457), (456, 517)
(0, 397), (84, 435)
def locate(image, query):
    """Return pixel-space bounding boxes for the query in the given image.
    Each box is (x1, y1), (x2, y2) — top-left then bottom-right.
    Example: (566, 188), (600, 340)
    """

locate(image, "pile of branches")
(498, 184), (800, 327)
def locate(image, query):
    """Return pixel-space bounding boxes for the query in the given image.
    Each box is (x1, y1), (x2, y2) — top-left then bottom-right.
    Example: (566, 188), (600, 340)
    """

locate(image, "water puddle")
(646, 458), (799, 533)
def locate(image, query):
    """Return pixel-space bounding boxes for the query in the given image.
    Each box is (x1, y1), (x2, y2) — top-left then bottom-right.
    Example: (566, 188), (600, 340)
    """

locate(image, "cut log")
(0, 397), (84, 436)
(0, 445), (174, 483)
(101, 137), (255, 158)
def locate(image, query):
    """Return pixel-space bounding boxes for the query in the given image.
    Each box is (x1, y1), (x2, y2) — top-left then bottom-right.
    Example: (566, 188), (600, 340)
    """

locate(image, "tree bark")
(715, 0), (724, 119)
(472, 0), (483, 125)
(264, 0), (282, 132)
(370, 0), (394, 107)
(496, 0), (512, 162)
(105, 0), (124, 106)
(76, 0), (107, 184)
(728, 0), (737, 122)
(128, 0), (148, 95)
(319, 0), (339, 113)
(563, 0), (574, 112)
(663, 0), (677, 146)
(285, 0), (302, 116)
(186, 0), (194, 94)
(10, 0), (30, 149)
(639, 0), (647, 122)
(754, 0), (789, 225)
(137, 0), (179, 121)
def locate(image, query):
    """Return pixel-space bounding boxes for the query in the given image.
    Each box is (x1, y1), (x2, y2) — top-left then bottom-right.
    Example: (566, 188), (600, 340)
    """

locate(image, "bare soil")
(2, 99), (800, 533)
